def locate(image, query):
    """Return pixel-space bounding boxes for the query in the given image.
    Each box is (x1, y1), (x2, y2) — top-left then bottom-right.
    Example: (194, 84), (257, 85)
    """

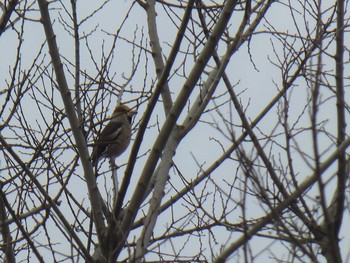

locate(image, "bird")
(92, 104), (137, 170)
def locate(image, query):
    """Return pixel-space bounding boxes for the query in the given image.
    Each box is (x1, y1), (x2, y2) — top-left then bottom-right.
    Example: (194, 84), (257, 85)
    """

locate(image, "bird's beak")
(127, 109), (137, 117)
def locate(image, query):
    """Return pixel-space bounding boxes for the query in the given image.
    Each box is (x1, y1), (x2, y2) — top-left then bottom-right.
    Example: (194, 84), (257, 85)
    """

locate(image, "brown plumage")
(92, 104), (136, 167)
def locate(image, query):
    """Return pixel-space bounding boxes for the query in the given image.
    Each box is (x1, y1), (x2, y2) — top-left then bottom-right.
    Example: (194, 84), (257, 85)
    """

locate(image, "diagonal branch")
(37, 0), (106, 243)
(0, 0), (18, 36)
(0, 134), (91, 261)
(113, 0), (239, 260)
(214, 134), (350, 263)
(114, 0), (196, 220)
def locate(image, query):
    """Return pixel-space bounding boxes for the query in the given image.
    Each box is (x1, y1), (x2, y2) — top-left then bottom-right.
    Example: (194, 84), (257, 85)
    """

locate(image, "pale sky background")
(1, 1), (349, 262)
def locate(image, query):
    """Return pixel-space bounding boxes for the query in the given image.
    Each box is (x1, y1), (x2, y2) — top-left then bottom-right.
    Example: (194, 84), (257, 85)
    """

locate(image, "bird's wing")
(96, 122), (123, 144)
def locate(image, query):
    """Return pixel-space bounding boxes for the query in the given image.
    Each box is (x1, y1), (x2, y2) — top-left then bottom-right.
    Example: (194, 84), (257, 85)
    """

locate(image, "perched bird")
(92, 104), (137, 169)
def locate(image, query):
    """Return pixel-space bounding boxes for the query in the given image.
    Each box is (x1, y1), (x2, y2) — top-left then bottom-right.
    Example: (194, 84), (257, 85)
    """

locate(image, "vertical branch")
(309, 0), (333, 243)
(0, 186), (16, 263)
(311, 0), (324, 220)
(334, 0), (346, 229)
(117, 85), (125, 105)
(70, 0), (83, 126)
(320, 0), (346, 262)
(145, 0), (173, 115)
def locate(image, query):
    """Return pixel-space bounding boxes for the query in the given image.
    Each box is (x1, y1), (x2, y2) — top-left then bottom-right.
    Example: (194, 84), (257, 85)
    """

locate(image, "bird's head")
(112, 104), (137, 123)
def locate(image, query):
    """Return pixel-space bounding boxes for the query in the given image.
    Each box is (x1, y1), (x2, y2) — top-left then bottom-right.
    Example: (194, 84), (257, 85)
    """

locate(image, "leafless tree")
(0, 0), (349, 262)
